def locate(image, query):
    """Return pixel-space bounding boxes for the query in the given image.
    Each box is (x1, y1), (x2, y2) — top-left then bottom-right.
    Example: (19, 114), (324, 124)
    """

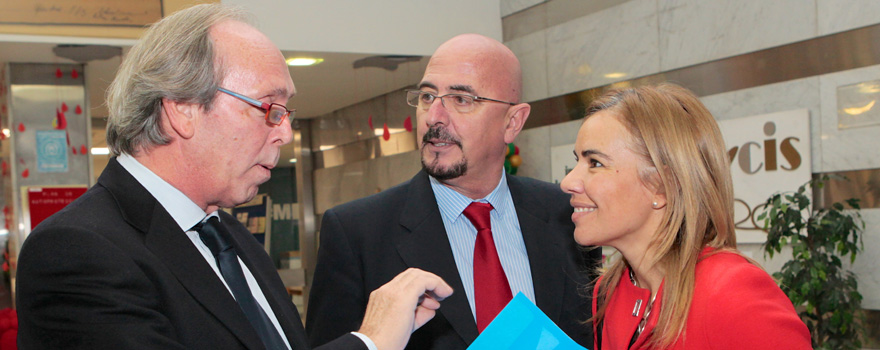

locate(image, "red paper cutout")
(17, 123), (25, 132)
(72, 147), (77, 155)
(382, 123), (390, 141)
(54, 109), (67, 129)
(71, 69), (79, 79)
(61, 102), (69, 112)
(1, 161), (7, 176)
(80, 145), (87, 155)
(75, 105), (83, 114)
(66, 130), (70, 145)
(21, 169), (29, 178)
(368, 115), (373, 130)
(404, 115), (413, 132)
(55, 68), (63, 78)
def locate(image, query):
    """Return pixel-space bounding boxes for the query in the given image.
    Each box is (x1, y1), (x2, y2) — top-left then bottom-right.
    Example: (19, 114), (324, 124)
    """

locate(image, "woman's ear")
(645, 167), (667, 209)
(161, 98), (199, 139)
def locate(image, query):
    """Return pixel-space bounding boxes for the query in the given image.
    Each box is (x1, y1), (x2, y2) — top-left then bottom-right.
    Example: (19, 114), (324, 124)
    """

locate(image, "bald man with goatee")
(307, 34), (600, 349)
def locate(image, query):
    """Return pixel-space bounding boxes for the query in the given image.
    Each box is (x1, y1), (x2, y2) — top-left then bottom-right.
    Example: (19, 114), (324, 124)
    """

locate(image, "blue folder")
(467, 292), (589, 350)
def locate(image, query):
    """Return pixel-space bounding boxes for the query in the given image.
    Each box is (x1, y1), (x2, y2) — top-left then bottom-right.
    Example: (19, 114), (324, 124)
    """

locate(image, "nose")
(273, 117), (294, 146)
(560, 165), (583, 195)
(422, 96), (450, 127)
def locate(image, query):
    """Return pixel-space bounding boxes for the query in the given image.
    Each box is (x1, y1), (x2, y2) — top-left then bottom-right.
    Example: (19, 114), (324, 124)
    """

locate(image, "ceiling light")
(91, 147), (110, 155)
(286, 57), (324, 66)
(289, 158), (297, 163)
(604, 72), (627, 79)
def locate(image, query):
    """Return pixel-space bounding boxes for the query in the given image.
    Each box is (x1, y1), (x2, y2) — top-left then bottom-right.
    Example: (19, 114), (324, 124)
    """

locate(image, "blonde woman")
(560, 84), (811, 349)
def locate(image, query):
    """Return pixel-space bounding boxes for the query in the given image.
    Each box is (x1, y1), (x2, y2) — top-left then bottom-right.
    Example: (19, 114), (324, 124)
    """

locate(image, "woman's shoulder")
(694, 249), (768, 288)
(686, 249), (811, 348)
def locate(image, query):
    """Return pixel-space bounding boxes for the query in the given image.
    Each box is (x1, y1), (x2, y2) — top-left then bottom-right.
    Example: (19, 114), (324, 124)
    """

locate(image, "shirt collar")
(116, 154), (209, 232)
(429, 170), (512, 223)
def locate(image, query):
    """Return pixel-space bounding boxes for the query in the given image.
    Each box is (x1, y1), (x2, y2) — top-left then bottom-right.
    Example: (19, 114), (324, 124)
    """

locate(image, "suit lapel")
(99, 158), (265, 350)
(396, 171), (479, 344)
(508, 176), (566, 323)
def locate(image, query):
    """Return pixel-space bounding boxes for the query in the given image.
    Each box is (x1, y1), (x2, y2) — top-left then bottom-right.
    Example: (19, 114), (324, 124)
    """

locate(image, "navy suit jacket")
(306, 170), (599, 349)
(16, 158), (364, 350)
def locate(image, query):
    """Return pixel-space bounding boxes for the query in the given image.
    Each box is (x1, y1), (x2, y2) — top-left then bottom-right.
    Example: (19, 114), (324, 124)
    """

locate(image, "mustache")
(422, 126), (461, 146)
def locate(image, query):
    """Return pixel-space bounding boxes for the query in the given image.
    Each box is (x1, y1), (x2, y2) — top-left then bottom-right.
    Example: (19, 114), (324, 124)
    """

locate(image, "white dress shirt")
(429, 170), (535, 320)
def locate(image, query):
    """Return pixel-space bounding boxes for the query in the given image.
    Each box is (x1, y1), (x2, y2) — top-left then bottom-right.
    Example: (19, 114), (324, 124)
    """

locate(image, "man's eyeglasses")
(217, 87), (295, 126)
(406, 89), (516, 114)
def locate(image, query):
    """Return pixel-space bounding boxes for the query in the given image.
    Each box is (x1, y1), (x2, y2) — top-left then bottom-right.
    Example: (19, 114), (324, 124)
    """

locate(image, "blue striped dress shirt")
(429, 172), (535, 320)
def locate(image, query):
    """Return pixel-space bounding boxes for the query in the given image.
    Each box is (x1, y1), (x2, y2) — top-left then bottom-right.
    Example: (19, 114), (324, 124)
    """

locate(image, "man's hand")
(357, 268), (453, 350)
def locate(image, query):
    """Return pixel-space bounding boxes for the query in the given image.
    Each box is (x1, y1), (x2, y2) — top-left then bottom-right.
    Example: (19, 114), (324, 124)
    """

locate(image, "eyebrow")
(263, 88), (294, 102)
(417, 82), (437, 91)
(448, 84), (476, 95)
(415, 82), (477, 95)
(578, 149), (611, 160)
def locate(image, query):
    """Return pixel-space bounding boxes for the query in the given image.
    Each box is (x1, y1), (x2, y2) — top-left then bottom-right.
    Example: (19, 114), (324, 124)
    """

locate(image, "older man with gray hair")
(15, 4), (451, 350)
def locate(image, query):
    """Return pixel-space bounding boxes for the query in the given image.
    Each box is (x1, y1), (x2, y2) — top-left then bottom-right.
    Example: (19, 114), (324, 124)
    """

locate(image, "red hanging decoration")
(54, 109), (67, 129)
(71, 69), (79, 79)
(1, 161), (7, 176)
(66, 130), (70, 145)
(404, 115), (413, 132)
(80, 144), (87, 155)
(382, 123), (390, 141)
(72, 147), (77, 155)
(17, 123), (25, 132)
(55, 68), (63, 79)
(61, 102), (69, 112)
(21, 169), (29, 178)
(75, 105), (83, 114)
(368, 115), (374, 130)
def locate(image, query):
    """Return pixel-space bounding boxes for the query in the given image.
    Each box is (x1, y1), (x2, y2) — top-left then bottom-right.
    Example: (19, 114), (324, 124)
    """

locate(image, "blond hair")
(105, 4), (252, 156)
(589, 84), (739, 348)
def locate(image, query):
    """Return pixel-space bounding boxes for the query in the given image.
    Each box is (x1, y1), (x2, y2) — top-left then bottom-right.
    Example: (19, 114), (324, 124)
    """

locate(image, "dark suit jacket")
(306, 170), (599, 349)
(16, 158), (365, 350)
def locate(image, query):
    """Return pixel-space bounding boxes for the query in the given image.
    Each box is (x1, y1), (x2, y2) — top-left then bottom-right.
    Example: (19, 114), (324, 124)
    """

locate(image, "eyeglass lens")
(267, 104), (290, 124)
(407, 91), (476, 113)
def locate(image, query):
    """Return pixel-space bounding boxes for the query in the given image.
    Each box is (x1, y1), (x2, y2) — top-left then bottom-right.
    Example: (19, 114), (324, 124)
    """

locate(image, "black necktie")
(194, 216), (288, 350)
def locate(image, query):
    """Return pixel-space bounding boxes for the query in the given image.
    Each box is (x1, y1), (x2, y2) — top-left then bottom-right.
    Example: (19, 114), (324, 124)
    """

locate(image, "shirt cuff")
(350, 332), (378, 350)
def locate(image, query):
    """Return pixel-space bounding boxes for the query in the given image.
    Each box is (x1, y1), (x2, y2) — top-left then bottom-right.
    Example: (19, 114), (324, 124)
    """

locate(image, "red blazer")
(593, 249), (811, 349)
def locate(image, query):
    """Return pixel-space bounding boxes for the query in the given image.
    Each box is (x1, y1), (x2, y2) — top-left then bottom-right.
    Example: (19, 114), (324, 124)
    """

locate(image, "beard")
(421, 125), (467, 180)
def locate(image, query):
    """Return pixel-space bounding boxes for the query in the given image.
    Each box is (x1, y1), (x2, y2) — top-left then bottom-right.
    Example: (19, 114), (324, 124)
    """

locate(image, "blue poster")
(36, 130), (69, 173)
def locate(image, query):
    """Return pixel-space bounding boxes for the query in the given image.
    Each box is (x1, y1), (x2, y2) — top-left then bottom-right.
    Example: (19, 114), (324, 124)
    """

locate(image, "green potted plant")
(759, 176), (865, 349)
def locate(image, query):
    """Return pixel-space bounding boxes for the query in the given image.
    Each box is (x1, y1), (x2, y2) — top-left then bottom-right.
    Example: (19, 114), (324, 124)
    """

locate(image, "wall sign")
(22, 185), (88, 234)
(0, 0), (163, 26)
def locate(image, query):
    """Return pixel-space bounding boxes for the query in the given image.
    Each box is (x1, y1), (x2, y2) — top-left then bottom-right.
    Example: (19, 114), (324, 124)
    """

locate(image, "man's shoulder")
(507, 174), (569, 205)
(31, 184), (122, 233)
(327, 174), (419, 215)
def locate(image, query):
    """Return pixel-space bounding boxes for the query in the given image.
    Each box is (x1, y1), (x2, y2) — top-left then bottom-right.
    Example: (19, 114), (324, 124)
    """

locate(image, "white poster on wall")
(720, 109), (812, 243)
(548, 109), (812, 244)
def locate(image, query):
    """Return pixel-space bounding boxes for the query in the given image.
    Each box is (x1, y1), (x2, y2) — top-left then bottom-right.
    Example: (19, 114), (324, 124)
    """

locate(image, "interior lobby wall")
(503, 0), (880, 315)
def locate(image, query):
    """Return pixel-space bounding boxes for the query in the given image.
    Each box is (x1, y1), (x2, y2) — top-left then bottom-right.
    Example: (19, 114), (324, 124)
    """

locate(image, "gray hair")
(105, 4), (253, 156)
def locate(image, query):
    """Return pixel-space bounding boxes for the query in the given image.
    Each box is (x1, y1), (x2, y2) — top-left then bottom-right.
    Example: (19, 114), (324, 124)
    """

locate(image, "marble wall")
(505, 0), (880, 101)
(506, 0), (880, 309)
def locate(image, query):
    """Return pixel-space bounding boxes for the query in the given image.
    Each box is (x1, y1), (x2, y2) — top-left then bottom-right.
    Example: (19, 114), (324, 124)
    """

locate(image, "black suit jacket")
(16, 158), (365, 350)
(306, 170), (599, 349)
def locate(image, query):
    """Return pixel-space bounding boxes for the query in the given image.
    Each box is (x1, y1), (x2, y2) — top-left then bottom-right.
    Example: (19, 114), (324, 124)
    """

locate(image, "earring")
(652, 202), (658, 208)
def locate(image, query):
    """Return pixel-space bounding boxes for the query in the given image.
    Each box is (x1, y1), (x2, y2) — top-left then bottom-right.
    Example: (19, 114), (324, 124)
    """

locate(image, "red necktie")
(463, 202), (512, 333)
